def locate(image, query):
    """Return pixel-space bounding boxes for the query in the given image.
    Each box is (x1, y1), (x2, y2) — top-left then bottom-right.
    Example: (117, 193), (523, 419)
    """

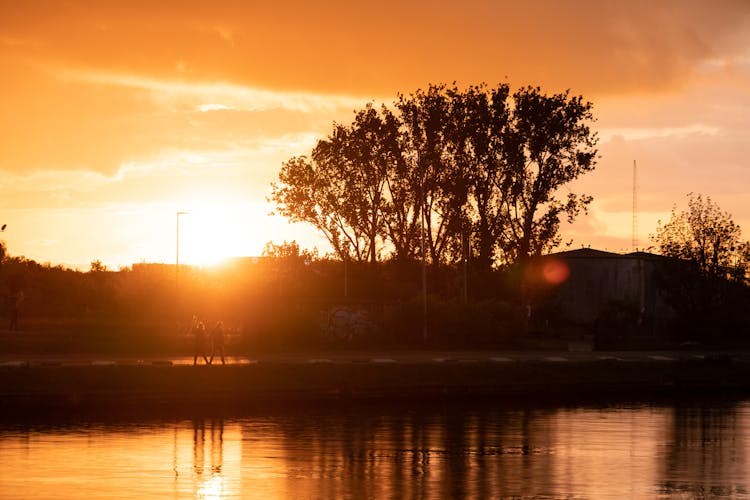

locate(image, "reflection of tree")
(17, 405), (750, 497)
(238, 404), (562, 498)
(658, 403), (747, 497)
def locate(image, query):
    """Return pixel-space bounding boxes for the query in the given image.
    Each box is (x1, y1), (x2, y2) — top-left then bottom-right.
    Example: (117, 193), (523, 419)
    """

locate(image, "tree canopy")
(651, 193), (750, 342)
(270, 83), (598, 269)
(653, 193), (748, 283)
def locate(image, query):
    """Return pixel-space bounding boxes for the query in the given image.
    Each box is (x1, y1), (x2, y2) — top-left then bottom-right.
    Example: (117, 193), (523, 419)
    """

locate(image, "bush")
(380, 297), (524, 348)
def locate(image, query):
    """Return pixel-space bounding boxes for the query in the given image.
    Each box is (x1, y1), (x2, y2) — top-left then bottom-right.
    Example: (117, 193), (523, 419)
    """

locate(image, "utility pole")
(632, 160), (638, 252)
(176, 211), (189, 312)
(420, 167), (428, 343)
(632, 161), (646, 332)
(344, 258), (348, 299)
(461, 226), (469, 304)
(0, 224), (6, 265)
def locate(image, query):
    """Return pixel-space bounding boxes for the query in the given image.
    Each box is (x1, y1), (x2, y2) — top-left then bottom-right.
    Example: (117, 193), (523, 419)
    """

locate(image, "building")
(531, 248), (675, 346)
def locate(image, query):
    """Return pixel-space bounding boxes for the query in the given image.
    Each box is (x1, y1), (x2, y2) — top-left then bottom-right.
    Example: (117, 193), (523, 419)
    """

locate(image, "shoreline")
(1, 351), (749, 415)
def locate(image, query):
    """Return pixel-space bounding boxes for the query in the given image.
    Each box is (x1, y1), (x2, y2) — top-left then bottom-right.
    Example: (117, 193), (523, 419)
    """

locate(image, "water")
(0, 399), (748, 499)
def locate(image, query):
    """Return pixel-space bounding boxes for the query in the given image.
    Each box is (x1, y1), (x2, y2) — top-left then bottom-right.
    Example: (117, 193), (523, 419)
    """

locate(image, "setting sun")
(177, 206), (251, 266)
(170, 199), (325, 267)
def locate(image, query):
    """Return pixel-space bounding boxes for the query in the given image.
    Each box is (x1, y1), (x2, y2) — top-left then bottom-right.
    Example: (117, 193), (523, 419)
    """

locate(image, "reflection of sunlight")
(197, 473), (225, 499)
(183, 421), (237, 499)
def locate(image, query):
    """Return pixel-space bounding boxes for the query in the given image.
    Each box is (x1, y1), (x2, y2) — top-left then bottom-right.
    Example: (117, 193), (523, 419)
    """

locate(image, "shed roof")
(546, 248), (662, 260)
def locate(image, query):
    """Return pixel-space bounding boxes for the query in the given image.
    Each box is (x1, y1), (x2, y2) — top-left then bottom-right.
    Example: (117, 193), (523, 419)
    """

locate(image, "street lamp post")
(420, 169), (428, 343)
(176, 211), (189, 307)
(0, 224), (6, 263)
(176, 212), (189, 269)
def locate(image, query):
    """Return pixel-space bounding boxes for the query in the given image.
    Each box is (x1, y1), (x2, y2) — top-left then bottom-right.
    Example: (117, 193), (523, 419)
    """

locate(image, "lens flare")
(542, 259), (570, 285)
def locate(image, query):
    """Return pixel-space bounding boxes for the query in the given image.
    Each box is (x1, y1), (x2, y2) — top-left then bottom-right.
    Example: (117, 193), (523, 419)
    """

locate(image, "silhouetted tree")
(497, 87), (597, 265)
(378, 106), (423, 263)
(447, 83), (511, 270)
(262, 240), (317, 263)
(651, 193), (750, 342)
(653, 193), (748, 283)
(90, 260), (108, 272)
(270, 155), (363, 262)
(315, 105), (398, 263)
(271, 83), (598, 269)
(396, 84), (468, 265)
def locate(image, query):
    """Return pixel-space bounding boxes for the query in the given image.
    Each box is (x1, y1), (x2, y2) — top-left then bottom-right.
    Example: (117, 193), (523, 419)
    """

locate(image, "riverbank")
(1, 351), (748, 414)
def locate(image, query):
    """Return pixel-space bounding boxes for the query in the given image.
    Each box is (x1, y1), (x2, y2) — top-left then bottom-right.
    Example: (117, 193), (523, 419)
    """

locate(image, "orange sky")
(1, 0), (750, 268)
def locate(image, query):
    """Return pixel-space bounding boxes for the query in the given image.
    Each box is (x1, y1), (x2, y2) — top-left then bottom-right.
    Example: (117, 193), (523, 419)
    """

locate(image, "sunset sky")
(1, 0), (749, 269)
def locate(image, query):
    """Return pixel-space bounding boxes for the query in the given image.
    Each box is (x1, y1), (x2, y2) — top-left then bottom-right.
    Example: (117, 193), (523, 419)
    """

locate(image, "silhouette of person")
(8, 290), (23, 331)
(210, 321), (225, 365)
(193, 319), (209, 365)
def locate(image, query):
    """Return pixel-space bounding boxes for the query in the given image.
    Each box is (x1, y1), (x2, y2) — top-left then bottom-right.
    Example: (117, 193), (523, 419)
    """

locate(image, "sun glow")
(177, 204), (257, 266)
(172, 198), (325, 267)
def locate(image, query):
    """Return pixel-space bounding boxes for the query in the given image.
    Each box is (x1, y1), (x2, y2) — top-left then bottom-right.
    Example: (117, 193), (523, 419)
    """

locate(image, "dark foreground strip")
(0, 356), (745, 415)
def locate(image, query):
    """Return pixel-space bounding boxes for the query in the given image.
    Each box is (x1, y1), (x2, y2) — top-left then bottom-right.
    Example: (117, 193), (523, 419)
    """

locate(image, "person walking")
(8, 290), (23, 331)
(192, 319), (209, 365)
(210, 321), (226, 365)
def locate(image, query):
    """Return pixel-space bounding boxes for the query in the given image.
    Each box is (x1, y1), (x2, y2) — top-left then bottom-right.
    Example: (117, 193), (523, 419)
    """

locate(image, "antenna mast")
(632, 160), (638, 252)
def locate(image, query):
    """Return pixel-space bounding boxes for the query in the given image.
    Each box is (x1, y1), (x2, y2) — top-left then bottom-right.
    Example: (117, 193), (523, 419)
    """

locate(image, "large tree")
(270, 155), (366, 261)
(271, 105), (400, 263)
(445, 83), (511, 269)
(314, 105), (397, 263)
(270, 83), (598, 268)
(396, 84), (468, 265)
(377, 107), (422, 262)
(496, 87), (597, 264)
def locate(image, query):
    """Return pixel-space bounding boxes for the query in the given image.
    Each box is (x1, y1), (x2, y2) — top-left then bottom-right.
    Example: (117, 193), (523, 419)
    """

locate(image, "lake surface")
(0, 398), (748, 499)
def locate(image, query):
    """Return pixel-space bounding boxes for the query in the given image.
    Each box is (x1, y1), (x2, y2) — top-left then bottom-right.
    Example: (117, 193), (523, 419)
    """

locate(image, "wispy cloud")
(599, 124), (720, 142)
(50, 65), (374, 114)
(197, 103), (231, 112)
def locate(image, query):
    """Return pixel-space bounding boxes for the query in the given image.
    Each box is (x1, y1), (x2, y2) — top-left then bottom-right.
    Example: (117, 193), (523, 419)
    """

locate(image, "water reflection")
(659, 405), (748, 497)
(191, 419), (225, 498)
(0, 399), (748, 498)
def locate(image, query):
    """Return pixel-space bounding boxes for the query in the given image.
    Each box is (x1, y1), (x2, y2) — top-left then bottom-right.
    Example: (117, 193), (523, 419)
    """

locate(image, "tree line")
(270, 83), (598, 270)
(2, 82), (749, 349)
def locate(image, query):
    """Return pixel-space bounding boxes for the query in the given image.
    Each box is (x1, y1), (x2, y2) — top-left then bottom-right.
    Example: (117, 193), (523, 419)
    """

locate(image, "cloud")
(2, 0), (749, 177)
(197, 103), (230, 112)
(2, 1), (750, 96)
(599, 125), (720, 143)
(51, 66), (372, 114)
(0, 55), (355, 174)
(0, 126), (319, 210)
